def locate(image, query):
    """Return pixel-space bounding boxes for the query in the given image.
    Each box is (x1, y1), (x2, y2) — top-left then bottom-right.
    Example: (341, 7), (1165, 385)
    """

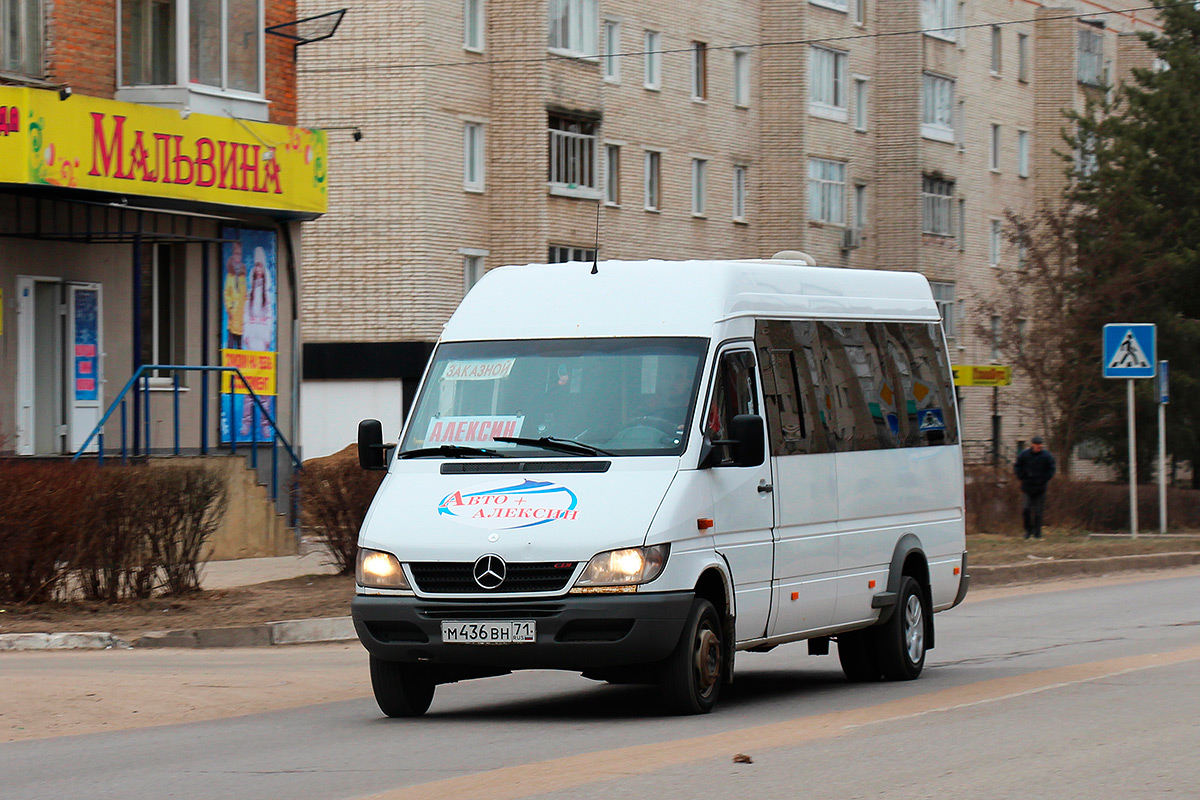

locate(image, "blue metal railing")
(71, 365), (302, 507)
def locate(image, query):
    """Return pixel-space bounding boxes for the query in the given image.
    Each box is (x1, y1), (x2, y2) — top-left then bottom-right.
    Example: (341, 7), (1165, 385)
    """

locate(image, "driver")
(633, 359), (695, 435)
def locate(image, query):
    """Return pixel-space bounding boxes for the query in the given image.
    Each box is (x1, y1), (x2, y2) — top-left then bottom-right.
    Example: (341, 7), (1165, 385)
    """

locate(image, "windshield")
(401, 338), (709, 457)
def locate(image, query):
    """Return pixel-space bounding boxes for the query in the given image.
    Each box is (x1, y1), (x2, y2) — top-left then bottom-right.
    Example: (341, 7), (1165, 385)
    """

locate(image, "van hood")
(359, 459), (680, 564)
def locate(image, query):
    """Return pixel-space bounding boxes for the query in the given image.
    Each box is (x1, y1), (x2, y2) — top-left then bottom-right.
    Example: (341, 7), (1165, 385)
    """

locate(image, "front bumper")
(352, 591), (694, 671)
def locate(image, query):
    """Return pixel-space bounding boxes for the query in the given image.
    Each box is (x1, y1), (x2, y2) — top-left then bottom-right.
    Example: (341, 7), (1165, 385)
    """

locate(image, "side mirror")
(729, 414), (766, 468)
(358, 419), (388, 471)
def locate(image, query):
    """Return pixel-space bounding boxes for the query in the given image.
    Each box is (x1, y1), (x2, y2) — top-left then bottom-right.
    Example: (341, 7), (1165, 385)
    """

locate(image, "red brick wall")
(265, 0), (297, 124)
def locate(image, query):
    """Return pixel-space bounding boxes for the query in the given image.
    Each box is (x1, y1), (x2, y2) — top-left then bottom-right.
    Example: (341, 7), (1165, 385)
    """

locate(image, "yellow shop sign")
(952, 365), (1013, 387)
(0, 86), (327, 216)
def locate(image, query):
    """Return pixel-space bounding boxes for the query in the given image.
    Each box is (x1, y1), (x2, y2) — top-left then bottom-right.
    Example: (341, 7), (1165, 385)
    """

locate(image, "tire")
(660, 598), (724, 715)
(369, 656), (436, 717)
(876, 575), (929, 681)
(837, 629), (882, 682)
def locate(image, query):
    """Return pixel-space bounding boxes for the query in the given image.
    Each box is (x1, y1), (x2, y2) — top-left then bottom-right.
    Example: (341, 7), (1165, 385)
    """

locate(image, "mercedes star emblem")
(472, 554), (507, 590)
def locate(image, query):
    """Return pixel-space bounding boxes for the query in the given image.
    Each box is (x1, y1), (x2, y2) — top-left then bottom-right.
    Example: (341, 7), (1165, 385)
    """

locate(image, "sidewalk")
(200, 551), (339, 590)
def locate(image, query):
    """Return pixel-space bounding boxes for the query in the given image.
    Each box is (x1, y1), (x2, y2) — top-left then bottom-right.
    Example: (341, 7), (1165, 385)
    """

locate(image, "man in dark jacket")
(1014, 436), (1057, 539)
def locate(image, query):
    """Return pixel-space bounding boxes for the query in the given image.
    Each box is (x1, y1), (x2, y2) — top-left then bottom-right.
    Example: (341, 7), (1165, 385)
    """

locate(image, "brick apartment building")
(295, 0), (1157, 460)
(0, 0), (327, 463)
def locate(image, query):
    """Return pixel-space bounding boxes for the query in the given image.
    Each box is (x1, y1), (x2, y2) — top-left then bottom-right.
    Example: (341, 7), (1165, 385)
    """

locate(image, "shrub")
(145, 466), (228, 595)
(300, 448), (383, 575)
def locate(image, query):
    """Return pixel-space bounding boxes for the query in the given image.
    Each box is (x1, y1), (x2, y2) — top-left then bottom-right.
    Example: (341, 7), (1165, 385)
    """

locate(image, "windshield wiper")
(492, 436), (612, 457)
(394, 445), (509, 459)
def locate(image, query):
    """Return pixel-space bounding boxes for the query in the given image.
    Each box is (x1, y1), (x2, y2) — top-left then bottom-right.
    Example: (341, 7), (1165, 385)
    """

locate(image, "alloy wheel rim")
(904, 593), (924, 663)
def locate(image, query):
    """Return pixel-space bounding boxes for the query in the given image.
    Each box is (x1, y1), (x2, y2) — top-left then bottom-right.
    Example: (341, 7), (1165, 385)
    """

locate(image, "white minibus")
(353, 256), (969, 716)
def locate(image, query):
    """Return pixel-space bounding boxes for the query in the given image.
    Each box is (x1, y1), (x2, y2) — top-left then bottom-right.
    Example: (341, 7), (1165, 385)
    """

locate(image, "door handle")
(757, 481), (773, 493)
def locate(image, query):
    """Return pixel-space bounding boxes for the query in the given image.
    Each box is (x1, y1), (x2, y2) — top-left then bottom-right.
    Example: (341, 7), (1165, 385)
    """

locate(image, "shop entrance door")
(15, 277), (104, 455)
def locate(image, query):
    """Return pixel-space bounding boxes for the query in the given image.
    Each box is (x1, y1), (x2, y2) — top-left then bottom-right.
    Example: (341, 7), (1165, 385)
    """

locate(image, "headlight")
(356, 548), (410, 589)
(574, 545), (669, 587)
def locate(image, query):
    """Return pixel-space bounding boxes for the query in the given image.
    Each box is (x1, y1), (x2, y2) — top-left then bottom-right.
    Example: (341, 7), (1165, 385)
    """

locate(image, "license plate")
(440, 620), (536, 644)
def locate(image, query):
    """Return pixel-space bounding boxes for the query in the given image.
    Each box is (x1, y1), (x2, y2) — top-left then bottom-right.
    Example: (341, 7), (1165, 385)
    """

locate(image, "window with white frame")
(604, 144), (620, 204)
(733, 49), (750, 107)
(808, 158), (847, 224)
(547, 0), (597, 57)
(464, 0), (484, 51)
(853, 77), (868, 131)
(547, 113), (598, 195)
(1078, 28), (1103, 86)
(1076, 128), (1097, 176)
(1017, 241), (1028, 269)
(463, 122), (485, 191)
(990, 316), (1002, 361)
(1017, 33), (1029, 82)
(957, 198), (966, 250)
(1017, 130), (1030, 177)
(602, 19), (620, 81)
(930, 281), (957, 339)
(463, 253), (486, 292)
(921, 0), (956, 41)
(921, 73), (955, 141)
(644, 150), (662, 210)
(691, 41), (708, 100)
(854, 183), (867, 228)
(733, 165), (747, 221)
(811, 0), (847, 12)
(142, 243), (185, 380)
(644, 30), (661, 89)
(122, 0), (263, 93)
(548, 245), (597, 263)
(990, 124), (1001, 171)
(692, 158), (708, 216)
(851, 0), (865, 25)
(921, 176), (954, 235)
(990, 25), (1002, 74)
(809, 46), (848, 121)
(989, 219), (1003, 265)
(2, 0), (41, 75)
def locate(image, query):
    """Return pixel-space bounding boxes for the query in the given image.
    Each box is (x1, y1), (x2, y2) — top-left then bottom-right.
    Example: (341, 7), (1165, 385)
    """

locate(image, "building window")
(811, 0), (848, 13)
(548, 113), (598, 195)
(1017, 241), (1028, 269)
(853, 77), (868, 131)
(142, 244), (184, 379)
(1076, 128), (1097, 176)
(548, 0), (597, 56)
(921, 176), (954, 236)
(1078, 28), (1104, 86)
(1017, 130), (1030, 177)
(854, 182), (867, 228)
(989, 124), (1001, 171)
(2, 0), (41, 76)
(548, 245), (596, 263)
(851, 0), (866, 25)
(921, 0), (956, 42)
(602, 19), (620, 81)
(989, 219), (1003, 265)
(692, 158), (708, 216)
(733, 165), (747, 221)
(464, 0), (484, 51)
(921, 73), (955, 142)
(990, 25), (1002, 74)
(122, 0), (178, 85)
(931, 281), (956, 339)
(604, 144), (620, 205)
(808, 158), (847, 224)
(691, 41), (708, 100)
(644, 30), (661, 89)
(957, 198), (966, 250)
(991, 315), (1002, 361)
(809, 46), (848, 121)
(644, 150), (662, 210)
(463, 253), (486, 292)
(1017, 33), (1029, 82)
(463, 123), (485, 191)
(733, 49), (750, 107)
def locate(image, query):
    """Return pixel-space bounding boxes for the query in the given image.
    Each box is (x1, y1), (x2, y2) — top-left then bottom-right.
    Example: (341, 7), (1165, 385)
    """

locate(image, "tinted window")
(704, 349), (759, 466)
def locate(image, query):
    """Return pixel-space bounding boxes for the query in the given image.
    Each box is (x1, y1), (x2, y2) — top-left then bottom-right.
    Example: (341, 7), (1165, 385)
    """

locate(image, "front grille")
(409, 561), (577, 594)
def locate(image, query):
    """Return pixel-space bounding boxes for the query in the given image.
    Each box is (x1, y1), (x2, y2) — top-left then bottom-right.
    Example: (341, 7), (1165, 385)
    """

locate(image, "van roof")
(442, 259), (941, 341)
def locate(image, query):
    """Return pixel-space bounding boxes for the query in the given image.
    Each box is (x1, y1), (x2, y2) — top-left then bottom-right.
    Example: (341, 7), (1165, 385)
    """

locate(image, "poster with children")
(219, 227), (278, 444)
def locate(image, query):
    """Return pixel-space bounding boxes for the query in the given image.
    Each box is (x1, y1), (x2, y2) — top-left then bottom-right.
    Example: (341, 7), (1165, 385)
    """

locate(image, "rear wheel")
(370, 656), (436, 717)
(876, 576), (928, 681)
(660, 598), (724, 714)
(837, 629), (881, 682)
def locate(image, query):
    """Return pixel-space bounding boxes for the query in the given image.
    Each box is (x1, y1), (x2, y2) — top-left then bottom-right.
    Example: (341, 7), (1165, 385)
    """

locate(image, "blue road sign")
(1103, 323), (1156, 379)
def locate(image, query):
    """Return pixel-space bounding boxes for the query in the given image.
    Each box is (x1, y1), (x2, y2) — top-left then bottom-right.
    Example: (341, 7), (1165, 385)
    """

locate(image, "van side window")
(704, 350), (759, 466)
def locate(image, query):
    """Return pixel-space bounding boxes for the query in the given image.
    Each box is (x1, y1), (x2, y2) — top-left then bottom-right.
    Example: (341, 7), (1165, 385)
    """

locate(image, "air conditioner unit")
(840, 227), (862, 250)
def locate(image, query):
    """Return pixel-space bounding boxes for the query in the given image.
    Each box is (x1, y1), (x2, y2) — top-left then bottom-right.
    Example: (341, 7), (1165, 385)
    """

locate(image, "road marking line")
(361, 642), (1200, 800)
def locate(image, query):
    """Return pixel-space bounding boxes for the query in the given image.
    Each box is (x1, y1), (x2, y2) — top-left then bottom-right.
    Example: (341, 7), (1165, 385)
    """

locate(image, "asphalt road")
(4, 570), (1200, 800)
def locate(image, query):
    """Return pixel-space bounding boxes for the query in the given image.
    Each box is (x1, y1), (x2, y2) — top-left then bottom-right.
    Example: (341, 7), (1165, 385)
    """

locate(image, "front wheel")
(369, 656), (436, 717)
(660, 598), (724, 715)
(876, 576), (929, 681)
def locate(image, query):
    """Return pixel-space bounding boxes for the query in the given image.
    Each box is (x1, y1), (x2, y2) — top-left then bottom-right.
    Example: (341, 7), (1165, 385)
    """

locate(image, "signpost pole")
(1128, 378), (1138, 539)
(1159, 360), (1168, 535)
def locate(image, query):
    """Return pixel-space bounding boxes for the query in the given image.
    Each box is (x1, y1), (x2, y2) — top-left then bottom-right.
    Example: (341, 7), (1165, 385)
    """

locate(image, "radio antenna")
(590, 196), (601, 275)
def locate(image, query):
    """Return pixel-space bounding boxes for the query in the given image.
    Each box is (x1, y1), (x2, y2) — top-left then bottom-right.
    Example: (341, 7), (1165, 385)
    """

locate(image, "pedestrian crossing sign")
(1103, 323), (1156, 379)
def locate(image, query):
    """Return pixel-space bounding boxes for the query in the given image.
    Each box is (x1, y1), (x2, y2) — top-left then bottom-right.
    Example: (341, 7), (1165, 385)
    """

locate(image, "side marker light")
(697, 518), (714, 530)
(868, 579), (876, 589)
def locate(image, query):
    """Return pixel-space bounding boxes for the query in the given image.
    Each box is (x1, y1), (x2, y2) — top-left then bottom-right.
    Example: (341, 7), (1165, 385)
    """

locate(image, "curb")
(0, 632), (129, 651)
(971, 551), (1200, 586)
(134, 617), (356, 649)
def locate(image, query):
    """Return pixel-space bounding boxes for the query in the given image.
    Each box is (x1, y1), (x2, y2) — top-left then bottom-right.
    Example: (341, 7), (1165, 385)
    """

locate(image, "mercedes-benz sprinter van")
(352, 257), (969, 716)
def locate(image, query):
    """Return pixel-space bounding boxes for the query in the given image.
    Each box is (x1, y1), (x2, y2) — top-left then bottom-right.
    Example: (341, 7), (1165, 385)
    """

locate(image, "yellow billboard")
(0, 87), (327, 216)
(953, 365), (1013, 387)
